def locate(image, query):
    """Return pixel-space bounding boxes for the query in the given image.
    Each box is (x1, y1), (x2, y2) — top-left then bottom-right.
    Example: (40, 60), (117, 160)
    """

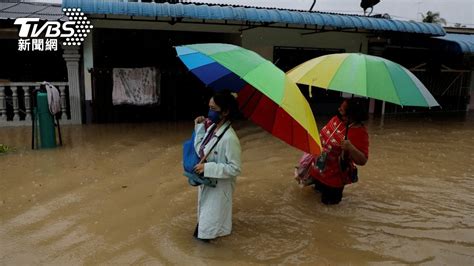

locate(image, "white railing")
(0, 82), (70, 127)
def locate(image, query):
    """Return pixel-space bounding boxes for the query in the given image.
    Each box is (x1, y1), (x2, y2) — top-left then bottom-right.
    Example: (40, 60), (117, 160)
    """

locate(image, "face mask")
(207, 109), (221, 124)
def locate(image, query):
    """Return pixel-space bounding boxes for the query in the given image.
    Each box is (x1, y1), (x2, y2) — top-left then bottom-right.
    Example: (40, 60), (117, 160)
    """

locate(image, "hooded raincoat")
(194, 120), (241, 239)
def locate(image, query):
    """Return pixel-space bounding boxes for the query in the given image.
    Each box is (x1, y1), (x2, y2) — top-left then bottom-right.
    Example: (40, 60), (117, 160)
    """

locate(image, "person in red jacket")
(310, 98), (369, 205)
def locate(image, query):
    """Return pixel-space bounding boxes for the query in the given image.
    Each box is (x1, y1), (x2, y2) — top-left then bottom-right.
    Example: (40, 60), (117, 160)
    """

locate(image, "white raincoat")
(194, 120), (241, 239)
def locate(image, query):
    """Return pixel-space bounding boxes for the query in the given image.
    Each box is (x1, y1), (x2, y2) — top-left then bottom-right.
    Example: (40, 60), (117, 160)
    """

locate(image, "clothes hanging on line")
(112, 67), (160, 106)
(42, 81), (61, 115)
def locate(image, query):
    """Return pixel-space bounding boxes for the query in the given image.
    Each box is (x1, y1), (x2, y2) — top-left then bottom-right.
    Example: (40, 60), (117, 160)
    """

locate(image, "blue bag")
(183, 131), (200, 173)
(182, 130), (217, 187)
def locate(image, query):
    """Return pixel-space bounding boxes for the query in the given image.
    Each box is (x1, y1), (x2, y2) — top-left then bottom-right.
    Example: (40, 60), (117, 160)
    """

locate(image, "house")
(1, 0), (472, 126)
(0, 1), (82, 126)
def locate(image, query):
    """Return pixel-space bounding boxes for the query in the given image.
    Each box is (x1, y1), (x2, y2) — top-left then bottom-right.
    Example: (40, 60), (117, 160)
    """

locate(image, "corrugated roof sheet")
(435, 33), (474, 54)
(0, 2), (66, 21)
(62, 0), (445, 36)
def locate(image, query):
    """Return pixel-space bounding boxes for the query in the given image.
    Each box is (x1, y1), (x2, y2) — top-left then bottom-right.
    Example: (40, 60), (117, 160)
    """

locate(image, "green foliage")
(422, 11), (447, 25)
(0, 144), (13, 153)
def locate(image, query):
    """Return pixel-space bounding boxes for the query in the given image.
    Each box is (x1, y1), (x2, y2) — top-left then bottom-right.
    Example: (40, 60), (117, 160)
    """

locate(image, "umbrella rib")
(177, 44), (322, 154)
(382, 59), (404, 106)
(207, 72), (238, 89)
(290, 111), (294, 151)
(253, 94), (280, 134)
(240, 87), (258, 111)
(241, 89), (264, 121)
(305, 105), (318, 154)
(306, 120), (311, 154)
(365, 55), (369, 99)
(241, 60), (277, 94)
(268, 105), (279, 140)
(401, 66), (431, 106)
(293, 114), (304, 155)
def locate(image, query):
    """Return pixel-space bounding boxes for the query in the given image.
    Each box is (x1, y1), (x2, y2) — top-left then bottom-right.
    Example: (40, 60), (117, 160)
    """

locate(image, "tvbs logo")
(14, 8), (93, 52)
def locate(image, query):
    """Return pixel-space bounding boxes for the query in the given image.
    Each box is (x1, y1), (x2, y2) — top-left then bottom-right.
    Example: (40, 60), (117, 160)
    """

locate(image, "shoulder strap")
(344, 121), (359, 140)
(199, 123), (232, 163)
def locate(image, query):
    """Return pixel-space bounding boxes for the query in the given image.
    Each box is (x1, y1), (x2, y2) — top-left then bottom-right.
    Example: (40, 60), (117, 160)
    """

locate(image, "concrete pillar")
(63, 46), (82, 124)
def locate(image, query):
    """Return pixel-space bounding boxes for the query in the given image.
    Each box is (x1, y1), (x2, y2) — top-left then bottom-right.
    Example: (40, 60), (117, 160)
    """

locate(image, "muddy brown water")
(1, 114), (473, 265)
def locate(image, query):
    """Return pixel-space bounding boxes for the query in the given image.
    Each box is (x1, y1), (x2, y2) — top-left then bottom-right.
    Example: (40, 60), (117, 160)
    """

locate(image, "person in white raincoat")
(193, 91), (241, 241)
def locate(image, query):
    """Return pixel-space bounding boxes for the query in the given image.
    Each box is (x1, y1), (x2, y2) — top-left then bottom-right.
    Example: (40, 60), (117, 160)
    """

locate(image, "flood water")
(1, 113), (473, 265)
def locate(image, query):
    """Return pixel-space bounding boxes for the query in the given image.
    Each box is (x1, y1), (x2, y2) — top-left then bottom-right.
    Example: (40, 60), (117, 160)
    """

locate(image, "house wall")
(79, 19), (474, 119)
(241, 27), (368, 62)
(88, 20), (244, 122)
(84, 19), (367, 122)
(0, 38), (68, 82)
(92, 18), (242, 34)
(241, 27), (369, 115)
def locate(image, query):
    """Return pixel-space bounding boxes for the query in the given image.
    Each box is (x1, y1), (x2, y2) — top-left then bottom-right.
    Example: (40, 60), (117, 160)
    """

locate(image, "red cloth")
(310, 116), (369, 188)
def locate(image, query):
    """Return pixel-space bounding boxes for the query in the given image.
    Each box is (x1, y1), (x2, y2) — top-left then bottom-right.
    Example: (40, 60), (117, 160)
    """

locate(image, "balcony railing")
(0, 82), (71, 126)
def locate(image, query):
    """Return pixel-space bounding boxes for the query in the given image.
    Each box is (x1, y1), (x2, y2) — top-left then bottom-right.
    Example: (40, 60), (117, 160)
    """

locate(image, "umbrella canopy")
(287, 53), (439, 107)
(176, 43), (321, 155)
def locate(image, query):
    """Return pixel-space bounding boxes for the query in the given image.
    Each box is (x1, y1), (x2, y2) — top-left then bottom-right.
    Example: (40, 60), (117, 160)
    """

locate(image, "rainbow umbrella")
(176, 43), (321, 155)
(287, 53), (439, 107)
